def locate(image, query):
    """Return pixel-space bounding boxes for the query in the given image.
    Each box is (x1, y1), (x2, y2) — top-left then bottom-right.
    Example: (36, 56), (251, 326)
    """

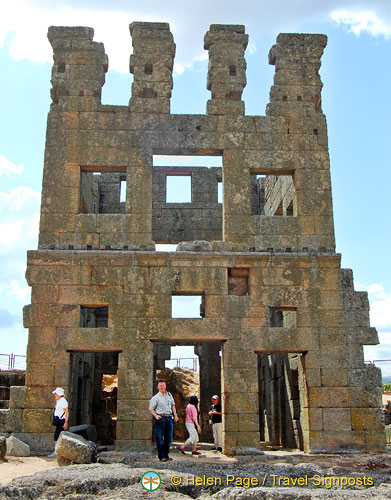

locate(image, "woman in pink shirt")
(178, 396), (201, 455)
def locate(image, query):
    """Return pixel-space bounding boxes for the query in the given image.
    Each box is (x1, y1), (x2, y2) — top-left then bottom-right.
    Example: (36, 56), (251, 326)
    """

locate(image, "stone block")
(321, 368), (348, 387)
(56, 431), (97, 465)
(0, 437), (5, 460)
(69, 424), (97, 442)
(224, 431), (238, 454)
(26, 344), (54, 363)
(132, 420), (152, 440)
(351, 408), (384, 431)
(236, 431), (260, 449)
(364, 430), (386, 451)
(116, 420), (133, 440)
(348, 366), (382, 388)
(23, 409), (53, 433)
(224, 414), (239, 432)
(116, 400), (151, 421)
(301, 408), (323, 432)
(9, 387), (26, 409)
(24, 387), (52, 409)
(25, 363), (55, 387)
(238, 414), (259, 432)
(308, 430), (365, 453)
(5, 408), (24, 433)
(322, 408), (351, 431)
(224, 392), (258, 415)
(6, 435), (30, 457)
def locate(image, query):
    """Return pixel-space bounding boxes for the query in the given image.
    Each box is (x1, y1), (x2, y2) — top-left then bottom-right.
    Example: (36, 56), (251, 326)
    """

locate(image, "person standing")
(48, 387), (69, 458)
(209, 395), (222, 452)
(149, 380), (179, 462)
(178, 395), (201, 455)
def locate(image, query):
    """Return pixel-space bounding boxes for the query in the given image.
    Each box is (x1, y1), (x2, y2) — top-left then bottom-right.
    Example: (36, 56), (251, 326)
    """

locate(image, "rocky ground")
(1, 447), (391, 499)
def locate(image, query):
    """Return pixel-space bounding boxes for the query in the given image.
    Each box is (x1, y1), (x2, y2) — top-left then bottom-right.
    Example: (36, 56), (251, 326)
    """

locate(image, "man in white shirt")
(149, 380), (179, 461)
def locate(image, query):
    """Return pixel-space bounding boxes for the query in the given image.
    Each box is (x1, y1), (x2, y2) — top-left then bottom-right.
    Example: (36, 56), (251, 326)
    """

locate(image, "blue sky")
(0, 1), (390, 374)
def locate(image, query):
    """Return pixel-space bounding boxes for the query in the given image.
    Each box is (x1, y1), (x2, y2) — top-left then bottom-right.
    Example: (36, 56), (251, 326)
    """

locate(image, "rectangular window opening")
(217, 180), (223, 204)
(153, 154), (222, 168)
(120, 178), (127, 203)
(228, 268), (249, 296)
(80, 306), (108, 328)
(166, 175), (192, 203)
(155, 244), (178, 252)
(152, 154), (223, 244)
(269, 308), (297, 328)
(79, 167), (126, 214)
(171, 294), (205, 319)
(250, 172), (295, 216)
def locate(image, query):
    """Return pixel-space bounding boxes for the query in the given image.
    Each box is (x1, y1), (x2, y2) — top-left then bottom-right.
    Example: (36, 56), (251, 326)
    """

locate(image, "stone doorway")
(257, 352), (306, 450)
(152, 341), (222, 443)
(69, 351), (119, 445)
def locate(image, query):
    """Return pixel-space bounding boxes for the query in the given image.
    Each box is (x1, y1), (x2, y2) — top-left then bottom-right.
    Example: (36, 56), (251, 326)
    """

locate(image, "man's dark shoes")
(217, 447), (222, 452)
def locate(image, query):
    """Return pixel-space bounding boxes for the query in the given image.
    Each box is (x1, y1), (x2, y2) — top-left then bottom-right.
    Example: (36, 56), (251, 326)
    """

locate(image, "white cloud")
(362, 283), (391, 375)
(0, 187), (40, 250)
(370, 295), (391, 331)
(0, 219), (24, 246)
(367, 283), (387, 299)
(331, 9), (391, 38)
(0, 186), (41, 213)
(0, 155), (24, 176)
(27, 212), (40, 239)
(6, 280), (30, 302)
(358, 283), (391, 330)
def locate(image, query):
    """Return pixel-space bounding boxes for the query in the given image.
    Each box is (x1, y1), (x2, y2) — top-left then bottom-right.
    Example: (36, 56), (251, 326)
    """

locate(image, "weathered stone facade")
(2, 23), (385, 454)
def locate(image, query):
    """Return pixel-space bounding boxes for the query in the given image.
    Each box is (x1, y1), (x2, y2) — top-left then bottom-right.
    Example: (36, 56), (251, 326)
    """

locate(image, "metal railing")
(365, 359), (391, 365)
(164, 357), (198, 371)
(0, 353), (26, 370)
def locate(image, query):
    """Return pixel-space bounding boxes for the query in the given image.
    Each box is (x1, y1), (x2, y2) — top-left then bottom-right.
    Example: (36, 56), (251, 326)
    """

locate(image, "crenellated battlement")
(48, 26), (108, 108)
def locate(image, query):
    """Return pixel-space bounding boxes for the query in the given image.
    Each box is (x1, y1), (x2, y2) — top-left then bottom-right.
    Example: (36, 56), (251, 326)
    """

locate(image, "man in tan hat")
(208, 395), (222, 452)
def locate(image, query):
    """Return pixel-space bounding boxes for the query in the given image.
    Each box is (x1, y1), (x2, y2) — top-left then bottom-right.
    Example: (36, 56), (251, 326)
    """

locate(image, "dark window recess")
(144, 63), (153, 74)
(229, 65), (237, 76)
(142, 88), (157, 98)
(225, 90), (241, 101)
(80, 306), (108, 328)
(282, 95), (288, 101)
(269, 309), (284, 327)
(297, 96), (302, 101)
(228, 268), (249, 296)
(313, 129), (318, 136)
(200, 295), (206, 318)
(269, 308), (297, 327)
(57, 62), (66, 73)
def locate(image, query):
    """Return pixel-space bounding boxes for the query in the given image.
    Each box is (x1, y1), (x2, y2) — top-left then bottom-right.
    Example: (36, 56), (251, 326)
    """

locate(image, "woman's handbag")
(52, 411), (65, 426)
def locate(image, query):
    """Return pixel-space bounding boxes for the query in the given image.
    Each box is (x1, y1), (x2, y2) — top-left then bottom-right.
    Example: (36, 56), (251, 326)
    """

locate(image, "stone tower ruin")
(2, 23), (385, 454)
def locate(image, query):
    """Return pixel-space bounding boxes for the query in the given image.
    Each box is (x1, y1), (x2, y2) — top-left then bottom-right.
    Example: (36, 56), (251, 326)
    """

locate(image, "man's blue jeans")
(155, 416), (173, 459)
